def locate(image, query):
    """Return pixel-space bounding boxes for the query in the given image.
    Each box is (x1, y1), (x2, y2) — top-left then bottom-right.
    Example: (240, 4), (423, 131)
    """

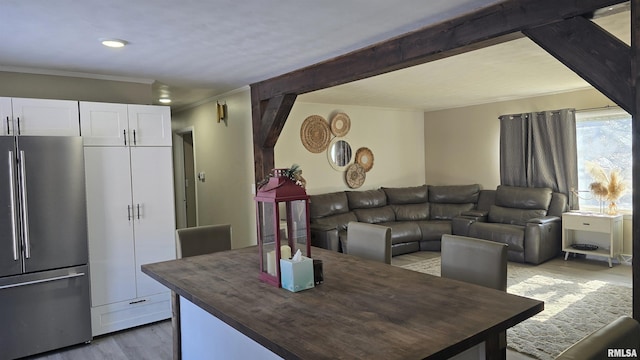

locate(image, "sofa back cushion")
(347, 189), (387, 209)
(382, 185), (428, 204)
(488, 205), (547, 226)
(495, 185), (552, 210)
(428, 184), (480, 204)
(430, 203), (475, 220)
(354, 206), (396, 224)
(310, 191), (349, 219)
(392, 203), (430, 221)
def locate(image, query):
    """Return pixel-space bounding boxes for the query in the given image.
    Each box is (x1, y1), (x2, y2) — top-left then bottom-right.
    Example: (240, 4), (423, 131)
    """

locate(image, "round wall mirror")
(327, 138), (352, 171)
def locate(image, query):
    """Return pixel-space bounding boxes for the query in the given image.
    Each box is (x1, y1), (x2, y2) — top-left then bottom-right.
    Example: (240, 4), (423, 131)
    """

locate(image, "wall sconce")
(217, 101), (227, 125)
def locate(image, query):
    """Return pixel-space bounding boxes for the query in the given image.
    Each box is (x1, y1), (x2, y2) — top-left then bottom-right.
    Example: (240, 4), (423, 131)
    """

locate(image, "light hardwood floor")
(30, 252), (631, 360)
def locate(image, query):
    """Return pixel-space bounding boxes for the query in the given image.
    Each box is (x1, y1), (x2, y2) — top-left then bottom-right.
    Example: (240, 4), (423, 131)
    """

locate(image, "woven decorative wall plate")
(300, 115), (331, 153)
(355, 147), (374, 172)
(345, 163), (366, 189)
(330, 112), (351, 137)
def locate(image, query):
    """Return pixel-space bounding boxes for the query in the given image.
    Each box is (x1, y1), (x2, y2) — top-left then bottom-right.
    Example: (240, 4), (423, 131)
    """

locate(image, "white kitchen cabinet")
(0, 98), (11, 135)
(80, 102), (171, 146)
(84, 145), (176, 336)
(1, 97), (79, 136)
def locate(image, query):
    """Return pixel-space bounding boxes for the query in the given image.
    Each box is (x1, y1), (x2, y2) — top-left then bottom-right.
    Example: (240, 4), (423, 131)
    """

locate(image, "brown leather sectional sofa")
(309, 184), (568, 264)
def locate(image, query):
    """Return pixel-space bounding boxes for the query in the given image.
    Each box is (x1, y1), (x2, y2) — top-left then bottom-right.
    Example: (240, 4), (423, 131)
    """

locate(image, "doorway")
(174, 127), (198, 229)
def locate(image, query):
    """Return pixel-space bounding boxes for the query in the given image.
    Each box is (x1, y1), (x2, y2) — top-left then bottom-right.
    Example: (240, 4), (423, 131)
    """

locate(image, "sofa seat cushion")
(347, 189), (387, 209)
(488, 205), (547, 226)
(415, 220), (451, 241)
(314, 211), (357, 232)
(392, 203), (429, 221)
(379, 221), (422, 245)
(430, 203), (475, 220)
(354, 206), (395, 224)
(382, 185), (428, 204)
(468, 222), (525, 252)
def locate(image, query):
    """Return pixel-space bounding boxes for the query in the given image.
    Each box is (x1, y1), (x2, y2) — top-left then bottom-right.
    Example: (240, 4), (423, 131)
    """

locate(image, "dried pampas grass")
(585, 161), (627, 214)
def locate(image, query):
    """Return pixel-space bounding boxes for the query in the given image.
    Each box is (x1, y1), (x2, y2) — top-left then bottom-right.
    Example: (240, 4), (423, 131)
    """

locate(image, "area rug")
(400, 258), (632, 360)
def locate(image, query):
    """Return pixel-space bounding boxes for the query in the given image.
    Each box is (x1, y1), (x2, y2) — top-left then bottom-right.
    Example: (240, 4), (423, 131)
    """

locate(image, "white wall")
(171, 88), (257, 249)
(276, 102), (426, 195)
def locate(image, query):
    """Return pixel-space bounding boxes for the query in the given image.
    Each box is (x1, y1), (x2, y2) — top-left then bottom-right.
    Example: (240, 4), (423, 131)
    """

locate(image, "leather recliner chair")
(452, 185), (568, 265)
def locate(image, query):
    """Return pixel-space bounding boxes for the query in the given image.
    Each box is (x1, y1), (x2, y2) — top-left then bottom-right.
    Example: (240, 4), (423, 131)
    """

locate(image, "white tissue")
(292, 249), (303, 262)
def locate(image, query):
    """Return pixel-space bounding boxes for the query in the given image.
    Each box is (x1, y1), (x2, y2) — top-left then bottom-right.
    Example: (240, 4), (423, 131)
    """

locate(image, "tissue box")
(280, 256), (315, 292)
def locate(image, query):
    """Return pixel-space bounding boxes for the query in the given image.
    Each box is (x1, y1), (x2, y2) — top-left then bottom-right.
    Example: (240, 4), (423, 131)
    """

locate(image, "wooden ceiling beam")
(251, 0), (626, 101)
(259, 94), (297, 148)
(524, 16), (632, 113)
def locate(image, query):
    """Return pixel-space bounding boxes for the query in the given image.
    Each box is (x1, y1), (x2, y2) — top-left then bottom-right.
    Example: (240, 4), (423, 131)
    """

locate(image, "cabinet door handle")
(19, 151), (30, 258)
(127, 205), (132, 221)
(133, 129), (137, 145)
(5, 116), (9, 135)
(123, 129), (127, 146)
(8, 151), (19, 261)
(16, 117), (21, 135)
(582, 222), (590, 226)
(136, 203), (141, 219)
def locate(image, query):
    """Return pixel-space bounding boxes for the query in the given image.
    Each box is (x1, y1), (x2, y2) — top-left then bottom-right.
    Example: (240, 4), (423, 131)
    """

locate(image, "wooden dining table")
(142, 246), (543, 360)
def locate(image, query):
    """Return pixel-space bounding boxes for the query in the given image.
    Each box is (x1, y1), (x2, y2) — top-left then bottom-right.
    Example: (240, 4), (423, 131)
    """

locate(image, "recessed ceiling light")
(159, 98), (172, 104)
(101, 39), (128, 48)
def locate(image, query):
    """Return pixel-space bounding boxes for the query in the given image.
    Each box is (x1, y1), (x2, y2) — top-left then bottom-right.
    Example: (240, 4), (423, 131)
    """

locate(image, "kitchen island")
(142, 246), (543, 360)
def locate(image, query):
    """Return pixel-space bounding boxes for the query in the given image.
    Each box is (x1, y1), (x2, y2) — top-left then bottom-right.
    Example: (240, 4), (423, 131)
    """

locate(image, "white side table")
(562, 212), (623, 267)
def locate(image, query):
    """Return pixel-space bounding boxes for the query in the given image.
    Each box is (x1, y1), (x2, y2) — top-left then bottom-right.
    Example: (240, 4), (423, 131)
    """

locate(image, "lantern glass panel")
(287, 199), (308, 255)
(258, 201), (278, 275)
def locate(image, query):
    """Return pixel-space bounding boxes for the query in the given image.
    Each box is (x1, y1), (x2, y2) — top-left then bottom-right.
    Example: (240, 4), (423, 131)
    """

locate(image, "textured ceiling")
(299, 10), (631, 111)
(0, 1), (630, 111)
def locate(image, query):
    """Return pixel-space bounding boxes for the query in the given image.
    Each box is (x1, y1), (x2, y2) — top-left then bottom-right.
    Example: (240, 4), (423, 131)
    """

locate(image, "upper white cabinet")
(80, 102), (171, 146)
(0, 98), (11, 135)
(1, 97), (80, 136)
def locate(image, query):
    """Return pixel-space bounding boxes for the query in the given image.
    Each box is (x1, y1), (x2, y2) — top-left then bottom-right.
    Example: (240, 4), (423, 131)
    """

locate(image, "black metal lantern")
(254, 168), (311, 287)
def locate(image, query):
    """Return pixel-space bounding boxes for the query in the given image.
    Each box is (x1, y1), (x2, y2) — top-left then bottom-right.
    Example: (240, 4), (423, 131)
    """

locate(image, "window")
(575, 107), (632, 212)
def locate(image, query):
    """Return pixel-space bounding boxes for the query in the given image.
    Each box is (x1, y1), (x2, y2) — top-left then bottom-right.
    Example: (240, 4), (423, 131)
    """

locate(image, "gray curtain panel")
(499, 109), (579, 209)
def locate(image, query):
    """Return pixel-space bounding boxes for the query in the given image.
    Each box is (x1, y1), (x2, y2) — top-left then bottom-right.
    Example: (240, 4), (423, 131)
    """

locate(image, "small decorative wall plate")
(355, 147), (374, 172)
(345, 163), (366, 189)
(330, 112), (351, 137)
(300, 115), (331, 153)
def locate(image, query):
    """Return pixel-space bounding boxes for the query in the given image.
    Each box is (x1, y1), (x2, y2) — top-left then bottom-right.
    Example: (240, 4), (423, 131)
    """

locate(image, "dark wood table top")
(142, 246), (543, 360)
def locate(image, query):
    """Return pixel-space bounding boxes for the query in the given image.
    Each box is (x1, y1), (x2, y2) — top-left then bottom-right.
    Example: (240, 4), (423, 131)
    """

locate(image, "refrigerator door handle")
(8, 151), (19, 261)
(0, 272), (85, 290)
(19, 150), (31, 259)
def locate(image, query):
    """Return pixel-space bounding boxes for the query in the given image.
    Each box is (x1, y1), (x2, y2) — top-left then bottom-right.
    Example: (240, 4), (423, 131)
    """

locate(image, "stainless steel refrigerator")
(0, 136), (91, 359)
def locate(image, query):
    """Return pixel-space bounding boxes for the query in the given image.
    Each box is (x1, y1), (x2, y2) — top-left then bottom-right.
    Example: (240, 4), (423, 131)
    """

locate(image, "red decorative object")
(254, 169), (311, 287)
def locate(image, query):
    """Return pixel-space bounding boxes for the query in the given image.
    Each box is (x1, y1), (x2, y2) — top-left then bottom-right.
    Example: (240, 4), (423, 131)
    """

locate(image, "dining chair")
(173, 223), (233, 359)
(441, 234), (508, 360)
(175, 224), (232, 258)
(441, 234), (508, 291)
(346, 221), (391, 264)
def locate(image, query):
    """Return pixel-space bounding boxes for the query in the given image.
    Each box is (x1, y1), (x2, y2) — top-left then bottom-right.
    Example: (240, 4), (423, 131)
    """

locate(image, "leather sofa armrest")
(452, 216), (476, 237)
(461, 210), (488, 218)
(524, 216), (562, 264)
(526, 215), (561, 225)
(310, 224), (339, 252)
